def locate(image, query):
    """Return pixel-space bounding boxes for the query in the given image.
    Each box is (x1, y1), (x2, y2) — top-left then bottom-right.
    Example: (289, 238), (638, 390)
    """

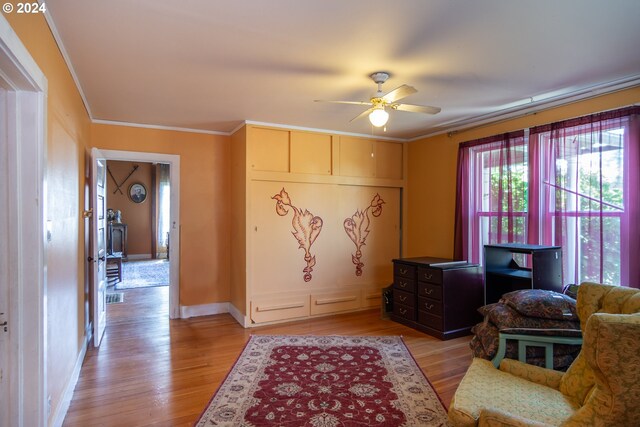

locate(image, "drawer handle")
(399, 308), (407, 315)
(425, 303), (434, 310)
(423, 273), (433, 280)
(315, 296), (357, 305)
(424, 288), (433, 295)
(398, 282), (407, 288)
(399, 295), (407, 302)
(400, 268), (408, 275)
(256, 303), (305, 312)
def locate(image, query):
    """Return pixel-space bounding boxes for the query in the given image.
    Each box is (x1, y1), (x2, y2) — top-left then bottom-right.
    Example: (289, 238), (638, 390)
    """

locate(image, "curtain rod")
(442, 83), (640, 139)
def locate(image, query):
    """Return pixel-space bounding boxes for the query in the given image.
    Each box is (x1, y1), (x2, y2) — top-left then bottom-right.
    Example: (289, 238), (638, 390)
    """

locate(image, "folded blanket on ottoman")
(470, 289), (582, 370)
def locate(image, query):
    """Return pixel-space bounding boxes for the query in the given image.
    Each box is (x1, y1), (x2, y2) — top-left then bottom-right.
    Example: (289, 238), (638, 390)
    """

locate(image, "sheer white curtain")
(156, 163), (170, 258)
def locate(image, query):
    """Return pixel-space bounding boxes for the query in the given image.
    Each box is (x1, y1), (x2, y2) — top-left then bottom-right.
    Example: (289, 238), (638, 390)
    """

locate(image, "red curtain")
(529, 107), (640, 287)
(453, 131), (526, 263)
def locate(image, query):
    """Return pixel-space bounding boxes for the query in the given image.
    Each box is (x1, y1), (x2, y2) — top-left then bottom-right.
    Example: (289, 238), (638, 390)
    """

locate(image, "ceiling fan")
(315, 72), (441, 128)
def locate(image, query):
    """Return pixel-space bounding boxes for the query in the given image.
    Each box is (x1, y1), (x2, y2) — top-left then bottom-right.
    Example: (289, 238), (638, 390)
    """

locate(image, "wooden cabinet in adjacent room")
(107, 223), (127, 259)
(391, 257), (483, 340)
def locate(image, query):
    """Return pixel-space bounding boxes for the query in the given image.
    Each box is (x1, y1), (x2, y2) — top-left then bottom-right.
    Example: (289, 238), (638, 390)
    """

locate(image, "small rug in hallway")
(195, 335), (448, 426)
(115, 259), (169, 290)
(106, 292), (124, 304)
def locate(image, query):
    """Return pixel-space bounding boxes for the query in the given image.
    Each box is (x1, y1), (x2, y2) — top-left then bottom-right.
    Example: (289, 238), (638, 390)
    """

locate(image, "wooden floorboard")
(63, 286), (472, 426)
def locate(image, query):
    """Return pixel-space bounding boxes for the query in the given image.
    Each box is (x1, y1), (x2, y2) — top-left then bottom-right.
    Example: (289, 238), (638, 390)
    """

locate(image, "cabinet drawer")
(418, 267), (442, 284)
(393, 289), (415, 309)
(310, 291), (361, 316)
(393, 277), (416, 294)
(251, 296), (310, 324)
(394, 277), (416, 293)
(393, 303), (416, 321)
(362, 289), (382, 308)
(417, 282), (442, 301)
(418, 311), (443, 331)
(394, 263), (416, 279)
(418, 297), (443, 316)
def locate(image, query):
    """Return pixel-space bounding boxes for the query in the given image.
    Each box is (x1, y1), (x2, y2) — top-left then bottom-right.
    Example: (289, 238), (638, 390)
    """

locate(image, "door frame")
(0, 14), (48, 427)
(97, 149), (181, 318)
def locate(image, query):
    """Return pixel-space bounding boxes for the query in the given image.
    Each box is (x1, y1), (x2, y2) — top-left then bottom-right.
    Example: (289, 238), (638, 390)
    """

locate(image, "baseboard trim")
(228, 303), (249, 327)
(50, 333), (88, 427)
(180, 302), (229, 319)
(126, 254), (152, 260)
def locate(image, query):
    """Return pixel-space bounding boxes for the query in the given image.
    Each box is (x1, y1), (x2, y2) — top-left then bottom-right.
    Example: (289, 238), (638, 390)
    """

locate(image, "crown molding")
(244, 120), (407, 142)
(43, 7), (92, 118)
(409, 74), (640, 141)
(92, 119), (230, 136)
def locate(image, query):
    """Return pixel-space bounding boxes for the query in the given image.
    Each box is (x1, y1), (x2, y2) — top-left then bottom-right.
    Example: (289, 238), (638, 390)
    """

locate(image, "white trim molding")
(227, 304), (249, 327)
(180, 302), (229, 319)
(243, 120), (406, 142)
(98, 149), (181, 319)
(0, 12), (48, 427)
(92, 119), (229, 136)
(125, 254), (152, 261)
(50, 335), (88, 427)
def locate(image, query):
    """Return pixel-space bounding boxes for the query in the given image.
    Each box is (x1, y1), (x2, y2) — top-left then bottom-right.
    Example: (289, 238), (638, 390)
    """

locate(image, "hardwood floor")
(63, 286), (473, 426)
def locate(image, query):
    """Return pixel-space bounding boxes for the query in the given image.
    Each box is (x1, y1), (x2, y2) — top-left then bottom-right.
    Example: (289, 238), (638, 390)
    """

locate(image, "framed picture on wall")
(128, 183), (147, 204)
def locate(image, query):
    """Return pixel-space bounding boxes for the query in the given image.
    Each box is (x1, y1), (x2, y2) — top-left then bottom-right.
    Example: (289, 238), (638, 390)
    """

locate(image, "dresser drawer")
(418, 297), (443, 316)
(418, 311), (443, 331)
(393, 277), (416, 293)
(417, 282), (442, 301)
(393, 289), (415, 309)
(394, 263), (416, 279)
(393, 303), (416, 321)
(418, 267), (442, 284)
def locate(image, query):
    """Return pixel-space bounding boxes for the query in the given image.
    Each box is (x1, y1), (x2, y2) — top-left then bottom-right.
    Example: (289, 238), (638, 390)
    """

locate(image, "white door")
(92, 148), (108, 346)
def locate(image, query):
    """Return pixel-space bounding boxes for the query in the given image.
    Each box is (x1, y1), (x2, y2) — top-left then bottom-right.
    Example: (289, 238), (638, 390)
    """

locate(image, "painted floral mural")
(344, 193), (385, 276)
(272, 188), (324, 282)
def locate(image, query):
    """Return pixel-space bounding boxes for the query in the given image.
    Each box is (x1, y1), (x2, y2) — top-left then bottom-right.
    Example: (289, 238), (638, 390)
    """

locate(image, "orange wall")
(91, 124), (231, 305)
(5, 10), (92, 423)
(406, 87), (640, 259)
(106, 160), (153, 256)
(230, 126), (247, 313)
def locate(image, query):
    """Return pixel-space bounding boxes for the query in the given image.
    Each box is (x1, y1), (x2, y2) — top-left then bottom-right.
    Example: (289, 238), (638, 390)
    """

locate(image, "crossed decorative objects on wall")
(272, 188), (385, 282)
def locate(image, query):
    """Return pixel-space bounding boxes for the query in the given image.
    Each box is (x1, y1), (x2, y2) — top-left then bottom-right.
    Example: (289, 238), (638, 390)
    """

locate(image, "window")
(531, 114), (633, 286)
(454, 131), (527, 265)
(455, 107), (640, 287)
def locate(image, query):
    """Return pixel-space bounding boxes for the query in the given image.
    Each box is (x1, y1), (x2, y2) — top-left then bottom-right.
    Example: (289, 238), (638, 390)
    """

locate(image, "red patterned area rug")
(195, 335), (449, 426)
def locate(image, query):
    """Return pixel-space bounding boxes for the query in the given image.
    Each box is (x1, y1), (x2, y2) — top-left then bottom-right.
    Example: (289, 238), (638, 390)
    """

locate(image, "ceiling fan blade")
(349, 107), (376, 123)
(381, 84), (417, 103)
(393, 103), (441, 115)
(314, 100), (373, 106)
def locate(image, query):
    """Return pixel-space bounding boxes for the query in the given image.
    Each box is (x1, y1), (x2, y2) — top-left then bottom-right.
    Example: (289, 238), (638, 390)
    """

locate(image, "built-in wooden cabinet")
(232, 125), (406, 327)
(290, 132), (332, 175)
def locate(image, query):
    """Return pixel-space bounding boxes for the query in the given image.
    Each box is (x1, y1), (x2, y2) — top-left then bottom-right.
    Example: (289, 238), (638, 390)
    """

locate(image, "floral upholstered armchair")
(448, 282), (640, 426)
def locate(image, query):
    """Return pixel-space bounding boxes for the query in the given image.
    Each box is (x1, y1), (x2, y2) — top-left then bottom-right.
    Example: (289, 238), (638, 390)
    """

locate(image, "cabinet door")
(291, 132), (332, 175)
(249, 127), (289, 172)
(338, 137), (375, 177)
(376, 141), (403, 179)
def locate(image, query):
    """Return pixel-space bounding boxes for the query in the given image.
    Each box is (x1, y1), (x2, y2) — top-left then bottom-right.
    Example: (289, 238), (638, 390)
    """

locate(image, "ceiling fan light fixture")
(369, 107), (389, 127)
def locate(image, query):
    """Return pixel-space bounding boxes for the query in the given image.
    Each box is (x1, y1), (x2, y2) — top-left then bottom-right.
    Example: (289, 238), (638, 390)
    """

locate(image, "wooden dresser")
(391, 257), (483, 340)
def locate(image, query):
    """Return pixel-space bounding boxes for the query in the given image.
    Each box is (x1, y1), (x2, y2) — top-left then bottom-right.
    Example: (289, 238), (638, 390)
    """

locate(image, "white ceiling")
(46, 0), (640, 140)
